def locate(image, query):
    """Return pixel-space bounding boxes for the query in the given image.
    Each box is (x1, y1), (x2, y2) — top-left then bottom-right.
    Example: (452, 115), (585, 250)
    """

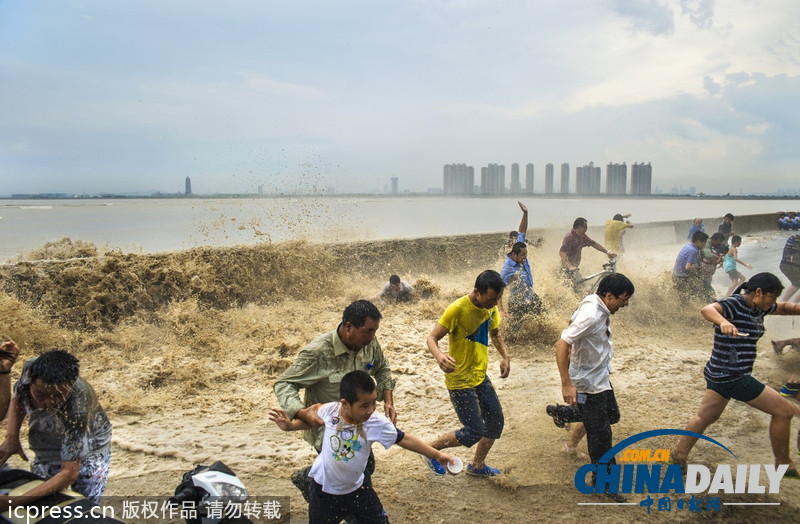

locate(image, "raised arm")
(517, 201), (528, 236)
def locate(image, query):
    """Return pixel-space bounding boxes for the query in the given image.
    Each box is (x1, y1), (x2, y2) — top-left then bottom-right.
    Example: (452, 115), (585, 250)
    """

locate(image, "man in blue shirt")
(500, 201), (543, 321)
(672, 231), (708, 300)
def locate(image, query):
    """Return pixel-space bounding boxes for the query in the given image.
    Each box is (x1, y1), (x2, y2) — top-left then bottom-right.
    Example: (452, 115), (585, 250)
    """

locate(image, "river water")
(1, 196), (798, 262)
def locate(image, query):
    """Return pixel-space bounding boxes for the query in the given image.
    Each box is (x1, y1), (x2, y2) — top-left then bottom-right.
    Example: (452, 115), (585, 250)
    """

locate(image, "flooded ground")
(1, 227), (800, 522)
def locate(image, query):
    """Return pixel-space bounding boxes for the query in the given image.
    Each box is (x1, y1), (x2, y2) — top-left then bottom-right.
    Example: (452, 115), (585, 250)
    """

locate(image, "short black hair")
(710, 232), (725, 242)
(389, 275), (400, 285)
(342, 300), (382, 328)
(510, 241), (527, 255)
(692, 231), (709, 244)
(724, 213), (735, 220)
(29, 350), (80, 385)
(573, 217), (588, 229)
(596, 273), (635, 298)
(731, 235), (742, 245)
(613, 214), (624, 221)
(340, 370), (376, 404)
(474, 270), (506, 294)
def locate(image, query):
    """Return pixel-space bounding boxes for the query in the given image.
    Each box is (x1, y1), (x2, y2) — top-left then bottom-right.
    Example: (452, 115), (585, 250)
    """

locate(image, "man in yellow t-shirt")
(604, 213), (633, 253)
(424, 270), (511, 477)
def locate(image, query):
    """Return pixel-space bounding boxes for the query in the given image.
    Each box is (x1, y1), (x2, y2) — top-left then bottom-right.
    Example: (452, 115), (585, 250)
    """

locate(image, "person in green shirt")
(273, 300), (396, 503)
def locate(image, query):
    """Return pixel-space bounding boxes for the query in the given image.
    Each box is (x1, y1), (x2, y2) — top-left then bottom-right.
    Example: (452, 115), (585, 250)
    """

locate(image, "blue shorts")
(449, 376), (504, 447)
(706, 375), (765, 402)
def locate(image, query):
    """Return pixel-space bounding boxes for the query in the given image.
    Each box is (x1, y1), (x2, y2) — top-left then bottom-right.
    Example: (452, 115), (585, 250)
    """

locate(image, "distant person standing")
(604, 214), (633, 254)
(780, 233), (800, 303)
(559, 218), (616, 292)
(687, 218), (705, 240)
(718, 213), (735, 241)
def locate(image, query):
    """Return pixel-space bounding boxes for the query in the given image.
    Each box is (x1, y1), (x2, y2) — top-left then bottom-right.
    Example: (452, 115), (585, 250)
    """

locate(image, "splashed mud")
(1, 230), (800, 522)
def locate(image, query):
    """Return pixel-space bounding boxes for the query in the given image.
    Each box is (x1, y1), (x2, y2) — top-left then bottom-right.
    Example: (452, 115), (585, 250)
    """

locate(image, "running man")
(425, 270), (510, 477)
(552, 273), (634, 502)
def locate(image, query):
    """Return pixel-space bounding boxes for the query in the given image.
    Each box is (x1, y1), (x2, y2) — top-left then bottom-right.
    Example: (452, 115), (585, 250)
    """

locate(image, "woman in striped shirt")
(672, 273), (800, 475)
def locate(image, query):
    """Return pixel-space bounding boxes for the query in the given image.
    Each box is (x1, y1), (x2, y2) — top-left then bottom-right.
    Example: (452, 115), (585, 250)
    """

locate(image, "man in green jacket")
(273, 300), (396, 502)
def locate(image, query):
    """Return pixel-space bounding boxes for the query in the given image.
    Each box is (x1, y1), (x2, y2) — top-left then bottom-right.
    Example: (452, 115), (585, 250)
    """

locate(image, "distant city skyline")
(443, 161), (653, 196)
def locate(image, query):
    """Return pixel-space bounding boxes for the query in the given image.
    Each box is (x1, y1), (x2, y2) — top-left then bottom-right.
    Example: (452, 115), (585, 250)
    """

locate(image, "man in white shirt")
(554, 273), (634, 502)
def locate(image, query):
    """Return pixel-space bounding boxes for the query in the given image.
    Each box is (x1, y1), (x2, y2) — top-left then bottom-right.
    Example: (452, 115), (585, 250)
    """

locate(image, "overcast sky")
(1, 0), (799, 196)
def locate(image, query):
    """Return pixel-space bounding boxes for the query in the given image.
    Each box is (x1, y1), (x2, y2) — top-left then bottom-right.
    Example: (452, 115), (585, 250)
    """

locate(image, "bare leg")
(726, 275), (744, 297)
(566, 423), (586, 452)
(672, 389), (729, 465)
(746, 387), (800, 469)
(429, 431), (461, 451)
(782, 285), (800, 302)
(471, 437), (495, 468)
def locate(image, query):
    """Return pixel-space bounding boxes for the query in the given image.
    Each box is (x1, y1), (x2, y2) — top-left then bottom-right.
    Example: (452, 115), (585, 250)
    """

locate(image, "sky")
(1, 0), (800, 196)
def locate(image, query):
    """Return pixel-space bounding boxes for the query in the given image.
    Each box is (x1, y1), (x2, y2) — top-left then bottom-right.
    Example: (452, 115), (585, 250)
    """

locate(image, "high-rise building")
(560, 163), (570, 194)
(545, 163), (554, 194)
(510, 163), (520, 194)
(185, 176), (192, 195)
(576, 162), (601, 195)
(443, 164), (474, 194)
(606, 162), (627, 195)
(525, 163), (534, 194)
(631, 162), (653, 195)
(391, 177), (399, 194)
(481, 163), (505, 195)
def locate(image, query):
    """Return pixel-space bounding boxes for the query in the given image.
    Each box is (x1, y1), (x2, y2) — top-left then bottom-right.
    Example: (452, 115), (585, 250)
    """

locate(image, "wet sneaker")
(466, 463), (502, 477)
(423, 456), (446, 475)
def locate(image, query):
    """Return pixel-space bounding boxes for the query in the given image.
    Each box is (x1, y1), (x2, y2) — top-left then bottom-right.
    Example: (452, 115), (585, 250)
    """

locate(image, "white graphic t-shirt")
(308, 402), (400, 495)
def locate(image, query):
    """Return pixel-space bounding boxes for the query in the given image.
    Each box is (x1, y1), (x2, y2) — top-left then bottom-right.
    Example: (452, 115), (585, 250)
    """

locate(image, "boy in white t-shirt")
(270, 370), (454, 523)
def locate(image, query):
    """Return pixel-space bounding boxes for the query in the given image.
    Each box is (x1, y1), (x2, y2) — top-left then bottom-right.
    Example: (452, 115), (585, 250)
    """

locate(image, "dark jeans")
(576, 388), (620, 467)
(449, 376), (504, 447)
(309, 478), (389, 524)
